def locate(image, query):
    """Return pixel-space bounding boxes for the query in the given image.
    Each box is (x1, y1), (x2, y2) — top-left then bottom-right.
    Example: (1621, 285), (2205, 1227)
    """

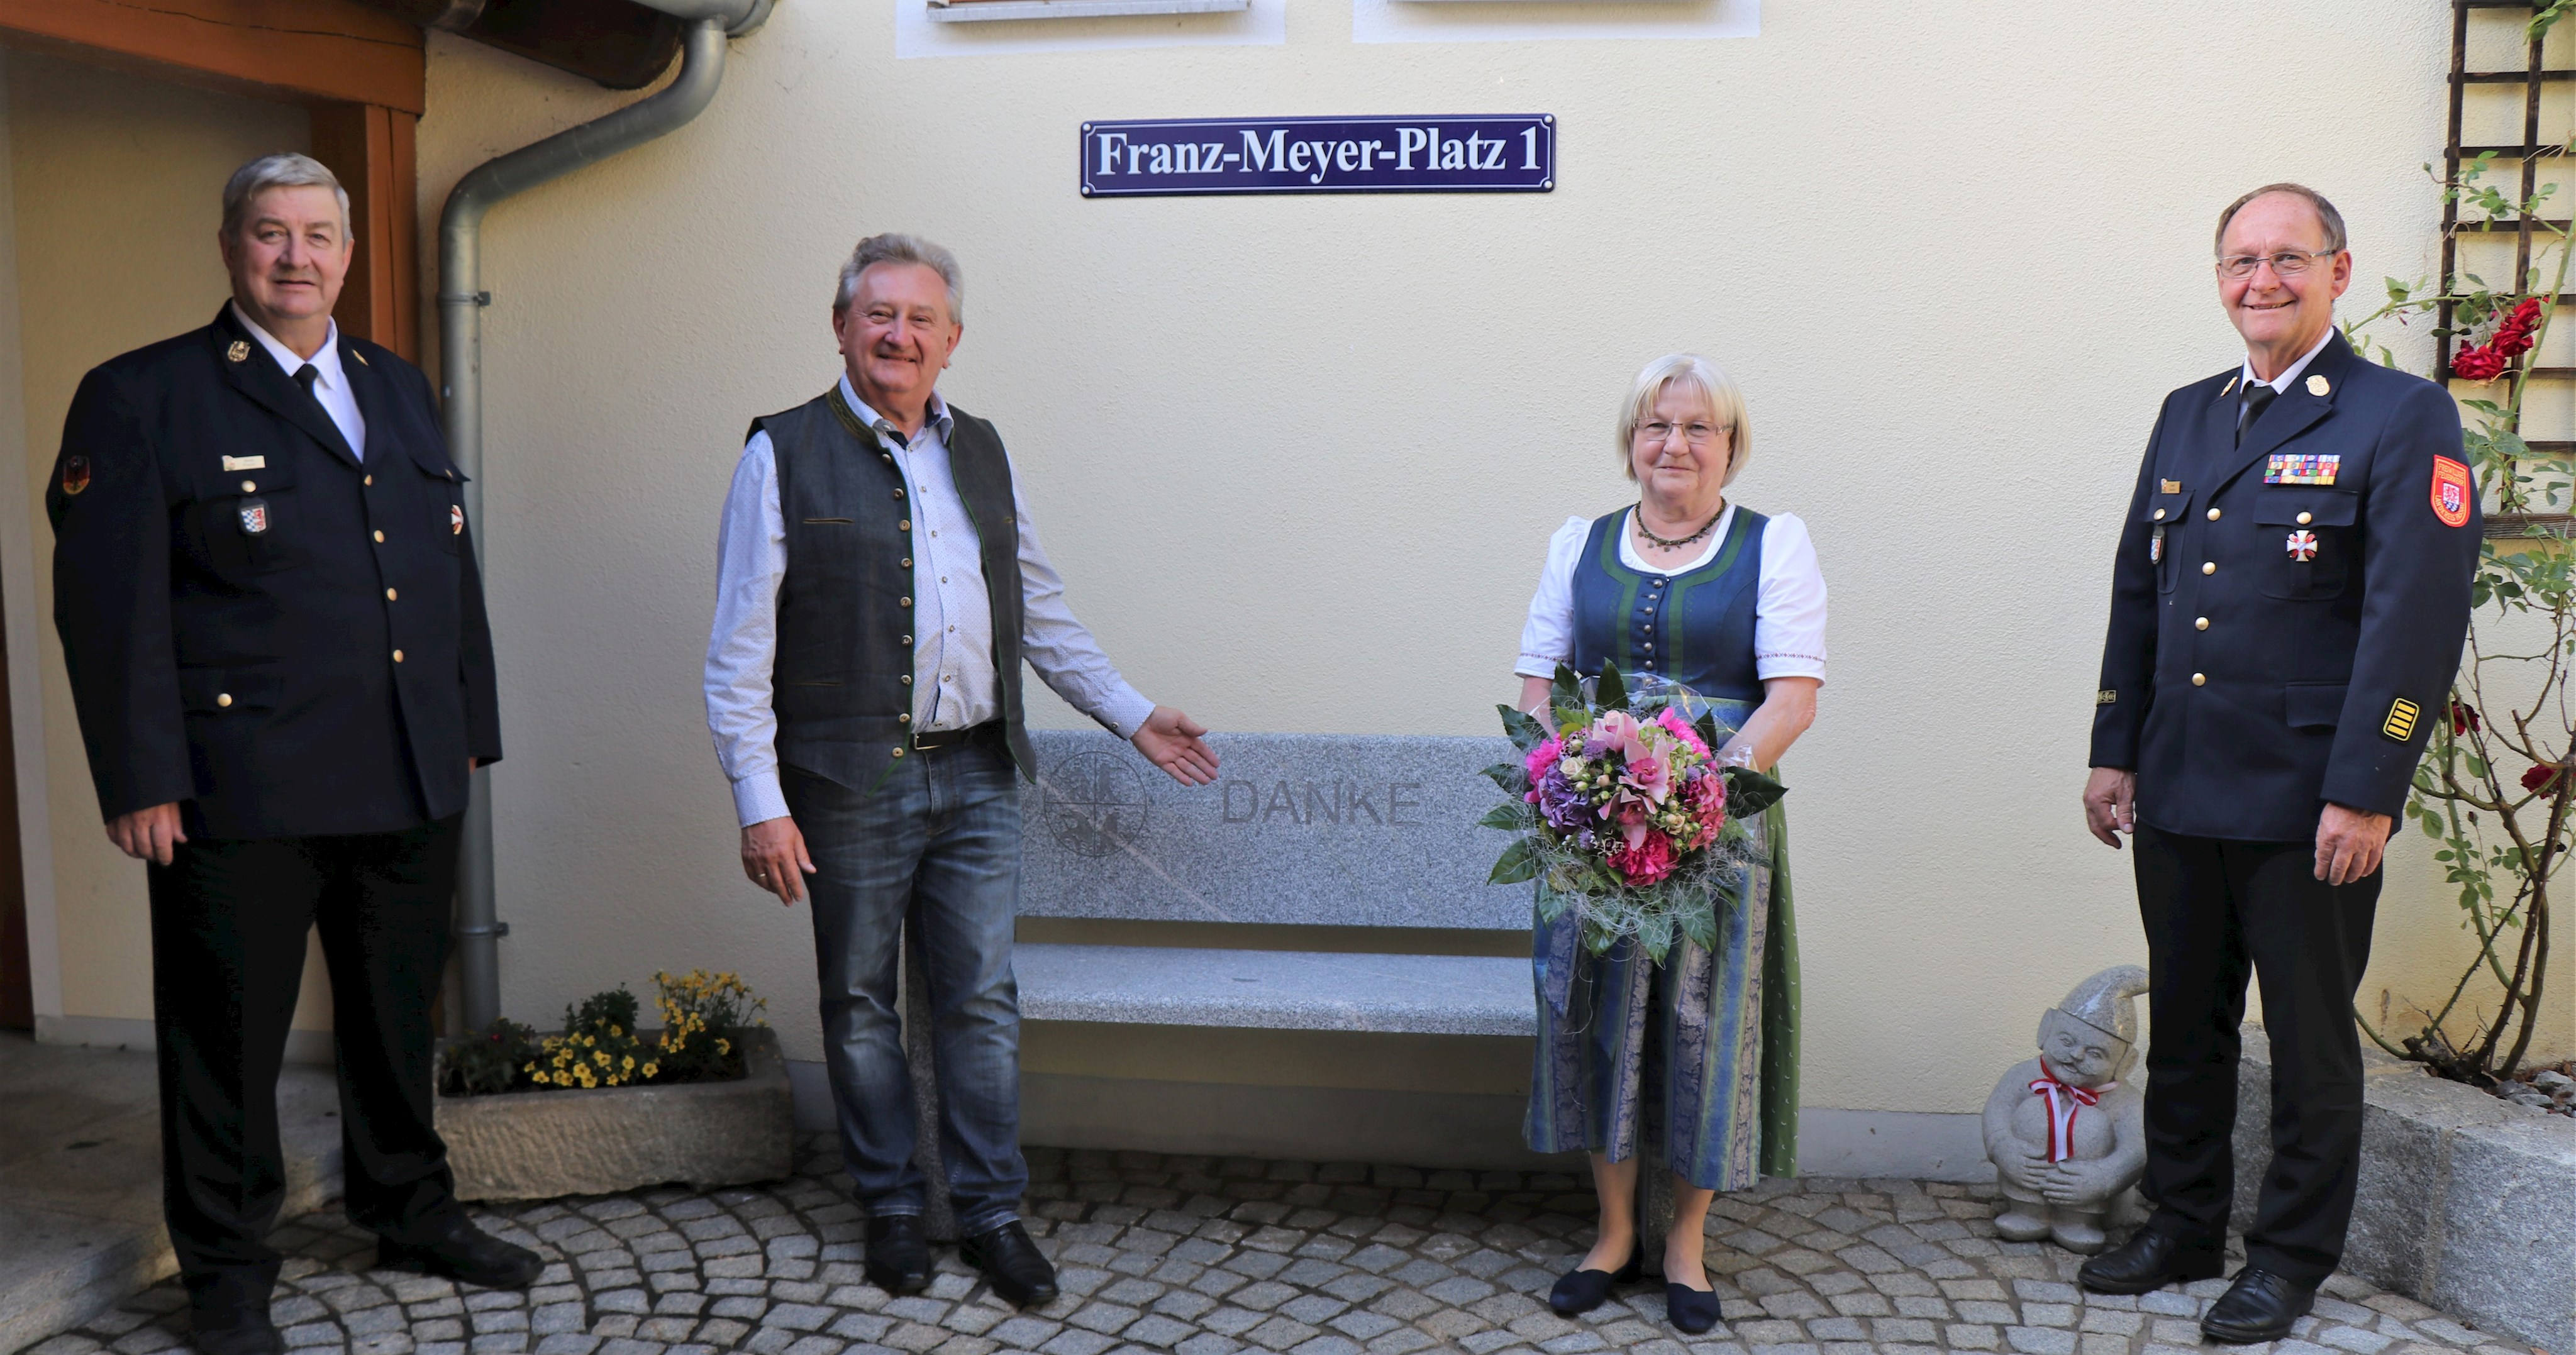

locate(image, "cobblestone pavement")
(21, 1137), (2539, 1355)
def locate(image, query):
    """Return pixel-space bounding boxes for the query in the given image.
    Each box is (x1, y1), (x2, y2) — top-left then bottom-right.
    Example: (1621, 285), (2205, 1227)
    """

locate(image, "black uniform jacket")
(2090, 331), (2477, 842)
(47, 304), (501, 839)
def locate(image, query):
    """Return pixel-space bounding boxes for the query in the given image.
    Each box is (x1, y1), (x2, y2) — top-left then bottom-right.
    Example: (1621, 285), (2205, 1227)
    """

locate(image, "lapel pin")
(2307, 374), (2331, 397)
(350, 348), (370, 367)
(226, 340), (250, 363)
(60, 455), (89, 497)
(2221, 376), (2239, 396)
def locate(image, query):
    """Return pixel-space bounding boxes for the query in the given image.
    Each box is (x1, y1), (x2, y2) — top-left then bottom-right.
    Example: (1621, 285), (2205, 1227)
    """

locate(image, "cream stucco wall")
(6, 50), (336, 1041)
(10, 0), (2569, 1114)
(401, 0), (2568, 1117)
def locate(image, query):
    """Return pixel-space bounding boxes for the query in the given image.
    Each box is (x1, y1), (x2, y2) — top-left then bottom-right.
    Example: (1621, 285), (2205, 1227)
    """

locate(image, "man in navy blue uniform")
(2079, 184), (2477, 1339)
(47, 154), (536, 1355)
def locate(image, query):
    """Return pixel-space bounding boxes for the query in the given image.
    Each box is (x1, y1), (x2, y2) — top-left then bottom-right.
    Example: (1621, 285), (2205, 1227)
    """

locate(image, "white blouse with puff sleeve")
(1516, 506), (1828, 683)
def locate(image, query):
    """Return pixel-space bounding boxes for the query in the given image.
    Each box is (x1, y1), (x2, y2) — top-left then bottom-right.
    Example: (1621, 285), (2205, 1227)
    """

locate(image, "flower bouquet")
(1482, 661), (1786, 961)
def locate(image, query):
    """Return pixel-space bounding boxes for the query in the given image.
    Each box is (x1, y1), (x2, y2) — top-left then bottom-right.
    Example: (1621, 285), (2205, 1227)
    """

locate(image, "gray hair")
(221, 153), (350, 240)
(835, 233), (964, 322)
(2215, 182), (2347, 256)
(1618, 353), (1752, 487)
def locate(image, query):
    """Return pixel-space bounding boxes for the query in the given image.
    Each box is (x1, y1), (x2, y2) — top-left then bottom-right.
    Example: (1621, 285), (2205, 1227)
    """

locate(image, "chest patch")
(2265, 453), (2340, 485)
(238, 498), (270, 536)
(2432, 455), (2473, 528)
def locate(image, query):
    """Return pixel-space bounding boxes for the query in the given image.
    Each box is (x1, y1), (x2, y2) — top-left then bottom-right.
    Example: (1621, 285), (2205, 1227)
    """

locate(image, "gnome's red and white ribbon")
(2028, 1073), (2114, 1163)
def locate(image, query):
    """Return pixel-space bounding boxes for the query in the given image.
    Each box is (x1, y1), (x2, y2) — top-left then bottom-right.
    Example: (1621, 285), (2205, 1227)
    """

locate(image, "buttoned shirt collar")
(231, 301), (347, 392)
(841, 374), (952, 444)
(2240, 324), (2336, 395)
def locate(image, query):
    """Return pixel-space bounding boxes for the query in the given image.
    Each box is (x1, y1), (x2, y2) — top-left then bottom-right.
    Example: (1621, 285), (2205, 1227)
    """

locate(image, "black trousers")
(2131, 823), (2379, 1287)
(146, 815), (465, 1299)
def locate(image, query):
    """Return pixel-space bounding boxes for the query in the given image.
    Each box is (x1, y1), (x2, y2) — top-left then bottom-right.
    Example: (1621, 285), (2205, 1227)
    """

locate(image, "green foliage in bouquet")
(1480, 660), (1785, 961)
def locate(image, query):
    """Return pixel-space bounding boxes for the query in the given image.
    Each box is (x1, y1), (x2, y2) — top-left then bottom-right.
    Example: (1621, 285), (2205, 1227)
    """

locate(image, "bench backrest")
(1017, 729), (1528, 930)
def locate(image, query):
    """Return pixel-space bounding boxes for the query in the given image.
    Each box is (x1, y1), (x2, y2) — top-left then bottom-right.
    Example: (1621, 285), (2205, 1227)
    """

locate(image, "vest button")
(901, 597), (913, 607)
(901, 558), (912, 568)
(894, 489), (906, 499)
(899, 714), (912, 724)
(902, 675), (913, 685)
(899, 520), (911, 532)
(892, 746), (906, 757)
(901, 635), (913, 646)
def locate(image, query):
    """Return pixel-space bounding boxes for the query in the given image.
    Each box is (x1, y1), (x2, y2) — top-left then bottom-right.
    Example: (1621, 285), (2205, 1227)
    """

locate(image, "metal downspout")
(440, 3), (767, 1030)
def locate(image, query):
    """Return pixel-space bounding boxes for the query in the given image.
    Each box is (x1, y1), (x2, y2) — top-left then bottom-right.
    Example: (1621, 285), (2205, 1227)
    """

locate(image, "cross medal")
(2286, 529), (2318, 562)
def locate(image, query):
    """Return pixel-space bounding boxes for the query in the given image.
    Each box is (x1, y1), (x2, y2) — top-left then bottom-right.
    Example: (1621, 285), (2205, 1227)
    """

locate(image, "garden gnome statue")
(1980, 965), (2150, 1254)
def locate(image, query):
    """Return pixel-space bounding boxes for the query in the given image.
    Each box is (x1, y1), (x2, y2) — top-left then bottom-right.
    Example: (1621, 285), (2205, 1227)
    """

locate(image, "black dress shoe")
(865, 1213), (933, 1295)
(189, 1307), (285, 1355)
(1547, 1244), (1641, 1316)
(2077, 1228), (2225, 1295)
(962, 1220), (1060, 1307)
(375, 1215), (543, 1290)
(1664, 1281), (1724, 1334)
(2202, 1268), (2316, 1344)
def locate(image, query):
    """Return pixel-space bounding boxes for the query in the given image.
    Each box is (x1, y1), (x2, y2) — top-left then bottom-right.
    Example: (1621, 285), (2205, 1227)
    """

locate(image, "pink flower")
(1654, 707), (1710, 757)
(1610, 831), (1677, 884)
(1524, 736), (1562, 785)
(1589, 711), (1651, 764)
(1622, 747), (1673, 804)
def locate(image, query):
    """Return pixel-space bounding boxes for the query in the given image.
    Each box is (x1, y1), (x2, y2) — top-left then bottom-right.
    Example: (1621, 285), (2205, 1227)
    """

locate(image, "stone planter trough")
(2233, 1024), (2576, 1354)
(434, 1026), (795, 1201)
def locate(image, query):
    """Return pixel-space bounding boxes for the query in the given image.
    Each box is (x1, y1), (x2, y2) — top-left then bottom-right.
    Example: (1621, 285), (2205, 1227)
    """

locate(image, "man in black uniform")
(48, 153), (538, 1355)
(2080, 184), (2477, 1341)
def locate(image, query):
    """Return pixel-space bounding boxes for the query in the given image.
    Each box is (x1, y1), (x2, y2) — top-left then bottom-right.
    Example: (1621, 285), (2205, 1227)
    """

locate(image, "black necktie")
(2237, 379), (2278, 445)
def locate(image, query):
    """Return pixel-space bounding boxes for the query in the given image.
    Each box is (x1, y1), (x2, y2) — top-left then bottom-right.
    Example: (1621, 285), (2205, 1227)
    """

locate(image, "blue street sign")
(1081, 115), (1555, 197)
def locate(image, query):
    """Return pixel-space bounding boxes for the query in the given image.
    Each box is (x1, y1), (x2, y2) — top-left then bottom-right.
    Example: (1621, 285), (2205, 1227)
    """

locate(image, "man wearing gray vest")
(705, 233), (1219, 1305)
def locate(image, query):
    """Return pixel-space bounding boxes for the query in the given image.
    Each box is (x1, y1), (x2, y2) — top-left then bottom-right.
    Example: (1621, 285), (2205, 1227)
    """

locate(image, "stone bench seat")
(1013, 943), (1535, 1036)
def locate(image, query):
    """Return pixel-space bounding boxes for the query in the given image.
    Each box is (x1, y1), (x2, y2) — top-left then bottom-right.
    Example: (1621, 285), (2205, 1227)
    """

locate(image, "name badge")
(2265, 453), (2340, 485)
(221, 455), (265, 472)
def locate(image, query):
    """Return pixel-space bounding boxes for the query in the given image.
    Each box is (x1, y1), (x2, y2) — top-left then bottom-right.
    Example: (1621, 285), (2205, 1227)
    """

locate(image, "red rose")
(2452, 700), (2482, 735)
(2523, 763), (2560, 794)
(2453, 343), (2509, 382)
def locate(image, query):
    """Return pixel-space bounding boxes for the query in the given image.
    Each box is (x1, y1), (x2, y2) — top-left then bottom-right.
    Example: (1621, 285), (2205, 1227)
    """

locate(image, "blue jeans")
(784, 745), (1026, 1232)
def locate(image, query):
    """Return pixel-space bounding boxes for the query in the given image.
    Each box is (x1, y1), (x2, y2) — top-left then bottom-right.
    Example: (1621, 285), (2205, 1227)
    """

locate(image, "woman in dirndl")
(1513, 353), (1825, 1333)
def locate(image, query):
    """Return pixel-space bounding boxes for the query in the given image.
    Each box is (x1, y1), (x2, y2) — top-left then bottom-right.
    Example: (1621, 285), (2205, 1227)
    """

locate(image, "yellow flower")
(642, 1063), (658, 1078)
(716, 1038), (731, 1056)
(594, 1051), (609, 1066)
(532, 1071), (550, 1085)
(622, 1055), (636, 1071)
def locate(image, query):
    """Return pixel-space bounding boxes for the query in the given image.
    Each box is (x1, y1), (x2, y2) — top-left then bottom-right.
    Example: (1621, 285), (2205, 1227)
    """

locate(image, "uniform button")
(2297, 511), (2312, 525)
(240, 480), (257, 493)
(216, 693), (232, 708)
(2202, 561), (2216, 575)
(392, 649), (404, 663)
(2207, 507), (2222, 521)
(386, 588), (398, 601)
(2153, 509), (2166, 521)
(374, 530), (386, 543)
(364, 474), (373, 486)
(2192, 673), (2206, 686)
(2195, 616), (2208, 630)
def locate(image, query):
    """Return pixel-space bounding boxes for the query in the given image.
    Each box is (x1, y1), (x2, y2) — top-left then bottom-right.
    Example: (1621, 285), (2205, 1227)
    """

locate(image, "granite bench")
(1011, 727), (1535, 1037)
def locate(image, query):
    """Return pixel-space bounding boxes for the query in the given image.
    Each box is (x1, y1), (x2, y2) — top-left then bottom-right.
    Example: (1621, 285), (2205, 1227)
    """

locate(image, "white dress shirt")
(1516, 505), (1828, 683)
(705, 375), (1156, 826)
(232, 302), (365, 459)
(2238, 324), (2336, 397)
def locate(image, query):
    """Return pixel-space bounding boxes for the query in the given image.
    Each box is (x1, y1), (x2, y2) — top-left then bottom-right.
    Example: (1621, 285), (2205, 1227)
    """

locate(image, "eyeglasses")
(2216, 250), (2336, 280)
(1635, 420), (1728, 447)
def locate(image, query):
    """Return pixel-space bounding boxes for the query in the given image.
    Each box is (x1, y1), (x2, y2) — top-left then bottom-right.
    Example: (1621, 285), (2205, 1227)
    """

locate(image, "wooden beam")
(0, 0), (423, 114)
(310, 102), (419, 362)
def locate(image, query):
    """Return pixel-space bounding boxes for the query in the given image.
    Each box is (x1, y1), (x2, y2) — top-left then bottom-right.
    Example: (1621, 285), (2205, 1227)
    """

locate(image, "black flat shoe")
(189, 1304), (285, 1355)
(865, 1214), (932, 1295)
(1665, 1281), (1723, 1334)
(2201, 1268), (2316, 1344)
(962, 1220), (1059, 1307)
(375, 1216), (541, 1290)
(2077, 1228), (2224, 1295)
(1547, 1245), (1641, 1316)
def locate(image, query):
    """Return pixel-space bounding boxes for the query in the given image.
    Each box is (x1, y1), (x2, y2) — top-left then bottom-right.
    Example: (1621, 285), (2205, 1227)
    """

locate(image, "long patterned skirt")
(1523, 800), (1801, 1190)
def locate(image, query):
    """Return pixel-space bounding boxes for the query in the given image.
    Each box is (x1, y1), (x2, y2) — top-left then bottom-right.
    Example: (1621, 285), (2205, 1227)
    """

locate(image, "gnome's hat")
(2050, 965), (2150, 1046)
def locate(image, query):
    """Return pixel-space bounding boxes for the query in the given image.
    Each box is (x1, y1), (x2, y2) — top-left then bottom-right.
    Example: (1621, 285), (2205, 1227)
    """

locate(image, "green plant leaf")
(1723, 765), (1787, 816)
(1489, 838), (1541, 884)
(1498, 703), (1549, 753)
(1597, 660), (1628, 711)
(1482, 761), (1531, 795)
(1553, 662), (1584, 712)
(1480, 803), (1533, 831)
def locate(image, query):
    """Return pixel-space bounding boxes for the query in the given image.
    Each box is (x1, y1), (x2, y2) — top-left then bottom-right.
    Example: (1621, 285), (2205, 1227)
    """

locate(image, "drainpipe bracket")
(456, 921), (511, 939)
(439, 291), (494, 307)
(728, 0), (777, 36)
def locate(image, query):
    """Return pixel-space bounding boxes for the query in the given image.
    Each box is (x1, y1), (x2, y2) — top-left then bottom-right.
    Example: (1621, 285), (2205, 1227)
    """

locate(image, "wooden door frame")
(0, 0), (426, 360)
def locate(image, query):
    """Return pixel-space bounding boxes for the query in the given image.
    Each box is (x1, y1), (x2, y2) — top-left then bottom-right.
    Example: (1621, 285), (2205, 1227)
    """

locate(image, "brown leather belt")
(911, 721), (1002, 752)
